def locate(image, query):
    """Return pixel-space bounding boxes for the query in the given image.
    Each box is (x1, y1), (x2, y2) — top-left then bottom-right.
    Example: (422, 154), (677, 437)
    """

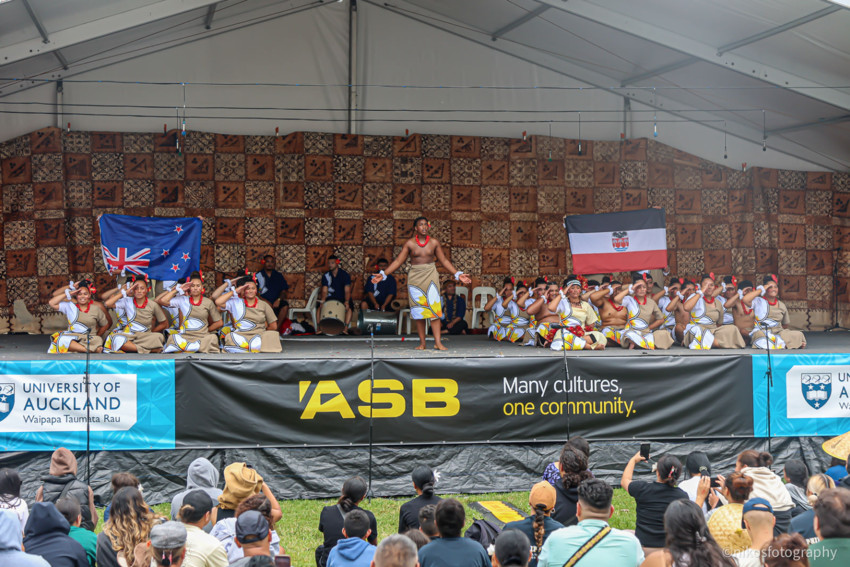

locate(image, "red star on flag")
(171, 263), (181, 272)
(161, 249), (170, 257)
(181, 252), (191, 261)
(174, 225), (183, 234)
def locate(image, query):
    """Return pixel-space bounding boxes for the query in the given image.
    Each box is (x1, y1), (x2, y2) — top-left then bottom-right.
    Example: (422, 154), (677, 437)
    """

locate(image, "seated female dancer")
(486, 278), (530, 343)
(741, 275), (806, 349)
(546, 275), (606, 351)
(214, 274), (281, 353)
(611, 275), (674, 350)
(681, 273), (745, 350)
(47, 280), (110, 353)
(158, 272), (223, 353)
(103, 277), (168, 353)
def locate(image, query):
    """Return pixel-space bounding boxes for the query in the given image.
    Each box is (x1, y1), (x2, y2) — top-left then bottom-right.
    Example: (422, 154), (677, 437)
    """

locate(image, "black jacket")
(23, 503), (89, 567)
(40, 475), (94, 532)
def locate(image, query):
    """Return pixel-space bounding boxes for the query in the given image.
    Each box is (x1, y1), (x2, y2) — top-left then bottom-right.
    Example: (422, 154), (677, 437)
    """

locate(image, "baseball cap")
(529, 481), (556, 512)
(182, 489), (214, 515)
(235, 510), (270, 544)
(150, 521), (187, 549)
(741, 497), (773, 528)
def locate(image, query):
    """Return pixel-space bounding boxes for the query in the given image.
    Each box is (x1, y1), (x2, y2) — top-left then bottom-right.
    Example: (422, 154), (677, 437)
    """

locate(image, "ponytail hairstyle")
(738, 450), (773, 469)
(566, 437), (590, 459)
(532, 503), (547, 553)
(559, 444), (592, 490)
(149, 544), (185, 567)
(411, 465), (436, 498)
(533, 277), (547, 288)
(664, 499), (736, 567)
(806, 473), (835, 507)
(657, 455), (683, 487)
(725, 471), (755, 504)
(338, 476), (368, 513)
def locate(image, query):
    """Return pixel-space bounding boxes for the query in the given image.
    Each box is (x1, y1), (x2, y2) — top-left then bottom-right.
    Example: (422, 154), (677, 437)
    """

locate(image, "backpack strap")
(562, 525), (612, 567)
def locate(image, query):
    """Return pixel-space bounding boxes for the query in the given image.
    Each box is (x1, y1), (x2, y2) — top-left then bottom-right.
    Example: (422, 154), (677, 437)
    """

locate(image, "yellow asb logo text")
(298, 379), (459, 419)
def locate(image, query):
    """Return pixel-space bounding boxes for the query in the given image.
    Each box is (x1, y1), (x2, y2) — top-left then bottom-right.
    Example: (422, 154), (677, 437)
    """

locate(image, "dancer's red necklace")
(607, 298), (624, 312)
(134, 296), (148, 309)
(245, 297), (258, 308)
(767, 298), (778, 306)
(190, 295), (203, 306)
(704, 295), (715, 304)
(637, 295), (647, 305)
(79, 302), (91, 313)
(415, 235), (429, 247)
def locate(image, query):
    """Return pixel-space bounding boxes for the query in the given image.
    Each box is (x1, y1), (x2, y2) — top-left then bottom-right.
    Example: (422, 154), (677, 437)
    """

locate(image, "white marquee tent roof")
(0, 0), (848, 171)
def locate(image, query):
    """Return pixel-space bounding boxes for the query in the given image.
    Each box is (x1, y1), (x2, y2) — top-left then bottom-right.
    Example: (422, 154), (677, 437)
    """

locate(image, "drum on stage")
(319, 299), (347, 335)
(358, 310), (398, 335)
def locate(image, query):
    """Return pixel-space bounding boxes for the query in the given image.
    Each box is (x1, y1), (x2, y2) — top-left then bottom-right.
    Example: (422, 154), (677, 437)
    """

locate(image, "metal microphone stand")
(826, 247), (848, 331)
(760, 321), (774, 453)
(85, 329), (92, 486)
(552, 324), (571, 441)
(367, 323), (375, 501)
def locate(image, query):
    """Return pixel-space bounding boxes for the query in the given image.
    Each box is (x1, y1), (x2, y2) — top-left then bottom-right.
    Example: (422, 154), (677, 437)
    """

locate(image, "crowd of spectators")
(2, 442), (850, 567)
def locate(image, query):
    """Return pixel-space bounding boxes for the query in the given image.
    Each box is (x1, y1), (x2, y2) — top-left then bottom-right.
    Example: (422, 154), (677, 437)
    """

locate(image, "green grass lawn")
(110, 490), (637, 566)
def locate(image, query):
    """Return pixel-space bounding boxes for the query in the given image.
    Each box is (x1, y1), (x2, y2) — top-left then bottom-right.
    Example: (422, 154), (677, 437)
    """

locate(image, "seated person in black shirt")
(551, 443), (592, 526)
(362, 258), (397, 313)
(318, 255), (353, 334)
(418, 505), (439, 540)
(317, 476), (377, 567)
(440, 281), (468, 335)
(256, 255), (290, 320)
(398, 465), (442, 533)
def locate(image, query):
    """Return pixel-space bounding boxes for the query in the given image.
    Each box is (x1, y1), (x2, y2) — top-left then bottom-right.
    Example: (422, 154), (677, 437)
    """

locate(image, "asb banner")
(753, 353), (850, 437)
(0, 360), (175, 451)
(175, 355), (754, 448)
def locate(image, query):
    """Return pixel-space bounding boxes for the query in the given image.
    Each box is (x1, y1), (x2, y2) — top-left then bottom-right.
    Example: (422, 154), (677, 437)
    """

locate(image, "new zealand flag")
(99, 214), (202, 281)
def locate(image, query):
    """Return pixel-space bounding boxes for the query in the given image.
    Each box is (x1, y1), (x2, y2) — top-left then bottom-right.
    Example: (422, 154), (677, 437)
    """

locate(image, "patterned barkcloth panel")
(1, 128), (848, 327)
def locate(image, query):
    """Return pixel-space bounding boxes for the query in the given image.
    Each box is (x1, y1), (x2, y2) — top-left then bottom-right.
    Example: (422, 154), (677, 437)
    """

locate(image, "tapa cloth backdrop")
(0, 128), (847, 330)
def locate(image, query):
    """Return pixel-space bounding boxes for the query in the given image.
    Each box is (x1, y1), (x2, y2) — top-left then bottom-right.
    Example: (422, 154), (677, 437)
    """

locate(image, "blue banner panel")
(753, 353), (850, 437)
(0, 359), (175, 451)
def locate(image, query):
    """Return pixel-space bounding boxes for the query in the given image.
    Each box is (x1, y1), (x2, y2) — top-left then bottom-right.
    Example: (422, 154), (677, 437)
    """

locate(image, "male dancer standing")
(373, 217), (471, 350)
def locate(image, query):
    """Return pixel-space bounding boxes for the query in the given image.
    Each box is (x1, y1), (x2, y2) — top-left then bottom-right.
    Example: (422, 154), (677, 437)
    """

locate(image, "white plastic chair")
(290, 287), (319, 330)
(397, 308), (412, 335)
(471, 286), (497, 329)
(455, 286), (469, 306)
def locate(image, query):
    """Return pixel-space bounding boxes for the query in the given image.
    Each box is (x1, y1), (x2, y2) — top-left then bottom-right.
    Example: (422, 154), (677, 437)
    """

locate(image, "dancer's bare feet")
(434, 343), (447, 351)
(415, 344), (426, 350)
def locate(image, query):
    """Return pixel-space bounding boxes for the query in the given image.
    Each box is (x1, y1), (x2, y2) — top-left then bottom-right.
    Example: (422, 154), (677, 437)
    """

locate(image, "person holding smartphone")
(620, 450), (691, 556)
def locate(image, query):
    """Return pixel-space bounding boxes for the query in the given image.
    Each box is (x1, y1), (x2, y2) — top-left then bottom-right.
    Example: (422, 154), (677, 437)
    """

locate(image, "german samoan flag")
(99, 214), (201, 281)
(565, 208), (667, 274)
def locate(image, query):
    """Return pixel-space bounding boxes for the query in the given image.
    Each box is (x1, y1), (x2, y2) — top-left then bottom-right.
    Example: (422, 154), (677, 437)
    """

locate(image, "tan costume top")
(172, 295), (221, 334)
(115, 296), (166, 333)
(225, 296), (276, 331)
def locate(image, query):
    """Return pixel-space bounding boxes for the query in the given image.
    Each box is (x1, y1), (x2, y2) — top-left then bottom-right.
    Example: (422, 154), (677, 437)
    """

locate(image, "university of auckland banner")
(565, 208), (667, 274)
(753, 353), (850, 437)
(0, 360), (175, 451)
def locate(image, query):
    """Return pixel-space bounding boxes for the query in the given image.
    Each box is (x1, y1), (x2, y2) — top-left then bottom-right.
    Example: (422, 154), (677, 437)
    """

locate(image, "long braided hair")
(531, 502), (548, 554)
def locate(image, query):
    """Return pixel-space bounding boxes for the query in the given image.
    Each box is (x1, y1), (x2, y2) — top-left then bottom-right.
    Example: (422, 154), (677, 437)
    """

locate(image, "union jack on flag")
(99, 214), (201, 280)
(101, 246), (151, 275)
